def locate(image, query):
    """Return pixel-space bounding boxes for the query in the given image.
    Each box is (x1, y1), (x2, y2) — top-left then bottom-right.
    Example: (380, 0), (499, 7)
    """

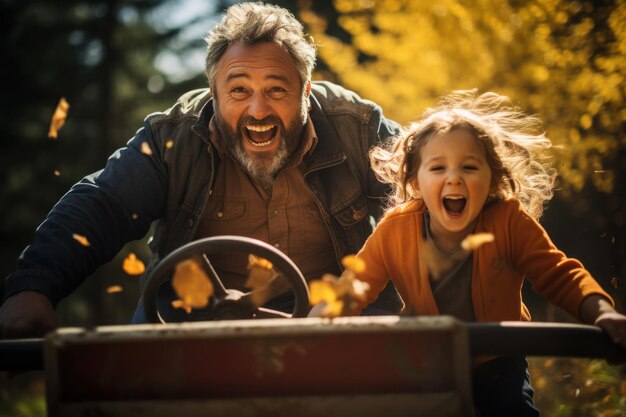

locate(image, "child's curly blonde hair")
(371, 90), (557, 221)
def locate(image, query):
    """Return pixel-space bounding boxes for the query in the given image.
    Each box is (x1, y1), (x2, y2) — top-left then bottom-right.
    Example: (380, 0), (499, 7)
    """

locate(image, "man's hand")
(0, 291), (56, 339)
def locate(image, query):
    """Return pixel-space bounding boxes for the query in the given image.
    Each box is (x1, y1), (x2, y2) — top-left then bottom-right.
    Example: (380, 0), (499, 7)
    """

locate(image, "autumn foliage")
(300, 0), (626, 202)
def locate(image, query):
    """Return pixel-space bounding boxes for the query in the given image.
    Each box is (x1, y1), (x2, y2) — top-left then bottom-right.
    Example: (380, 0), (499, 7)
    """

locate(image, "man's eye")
(268, 86), (287, 97)
(230, 87), (247, 97)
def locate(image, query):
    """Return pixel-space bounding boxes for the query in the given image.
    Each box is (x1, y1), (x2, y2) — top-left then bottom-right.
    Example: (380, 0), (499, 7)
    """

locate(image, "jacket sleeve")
(506, 201), (613, 320)
(4, 120), (169, 306)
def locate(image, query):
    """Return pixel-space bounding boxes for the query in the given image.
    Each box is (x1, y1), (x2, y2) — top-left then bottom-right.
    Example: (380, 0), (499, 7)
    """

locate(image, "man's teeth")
(249, 138), (273, 147)
(247, 125), (274, 132)
(246, 124), (276, 147)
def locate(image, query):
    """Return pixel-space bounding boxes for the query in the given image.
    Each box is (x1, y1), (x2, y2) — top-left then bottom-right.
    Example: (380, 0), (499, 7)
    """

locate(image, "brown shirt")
(194, 118), (341, 290)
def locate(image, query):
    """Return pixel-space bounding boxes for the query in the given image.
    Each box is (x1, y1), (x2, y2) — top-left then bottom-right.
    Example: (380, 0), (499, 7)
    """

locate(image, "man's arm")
(1, 123), (169, 338)
(0, 291), (55, 338)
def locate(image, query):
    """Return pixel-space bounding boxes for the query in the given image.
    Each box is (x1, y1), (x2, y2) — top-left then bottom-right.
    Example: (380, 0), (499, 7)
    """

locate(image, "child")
(315, 90), (626, 416)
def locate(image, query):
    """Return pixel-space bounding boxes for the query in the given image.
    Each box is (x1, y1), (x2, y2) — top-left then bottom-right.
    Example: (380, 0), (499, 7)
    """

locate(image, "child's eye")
(464, 165), (478, 171)
(430, 165), (444, 172)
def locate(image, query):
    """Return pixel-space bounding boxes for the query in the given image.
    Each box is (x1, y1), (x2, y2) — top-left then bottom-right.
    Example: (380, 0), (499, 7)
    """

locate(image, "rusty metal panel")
(45, 316), (473, 417)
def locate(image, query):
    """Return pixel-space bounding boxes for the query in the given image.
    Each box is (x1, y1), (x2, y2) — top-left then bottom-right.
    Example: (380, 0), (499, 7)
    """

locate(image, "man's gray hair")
(204, 2), (317, 91)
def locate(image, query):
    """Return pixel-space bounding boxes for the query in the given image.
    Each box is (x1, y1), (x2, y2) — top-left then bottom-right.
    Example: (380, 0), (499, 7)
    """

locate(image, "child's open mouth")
(245, 124), (278, 148)
(443, 196), (466, 216)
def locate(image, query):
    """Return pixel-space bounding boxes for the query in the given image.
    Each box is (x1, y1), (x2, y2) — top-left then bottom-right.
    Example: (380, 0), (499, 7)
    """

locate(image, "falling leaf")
(321, 299), (345, 317)
(308, 256), (371, 318)
(309, 277), (339, 305)
(106, 285), (123, 294)
(461, 233), (495, 251)
(171, 299), (191, 314)
(341, 255), (366, 274)
(140, 142), (153, 155)
(171, 258), (214, 313)
(48, 97), (70, 139)
(122, 252), (145, 276)
(53, 170), (61, 176)
(245, 254), (276, 289)
(245, 255), (285, 307)
(72, 233), (90, 247)
(610, 277), (619, 290)
(165, 139), (174, 149)
(131, 213), (139, 220)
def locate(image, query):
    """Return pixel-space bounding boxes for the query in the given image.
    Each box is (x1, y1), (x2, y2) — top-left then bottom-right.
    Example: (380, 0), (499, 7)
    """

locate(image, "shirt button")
(274, 242), (280, 248)
(272, 209), (279, 216)
(216, 211), (223, 218)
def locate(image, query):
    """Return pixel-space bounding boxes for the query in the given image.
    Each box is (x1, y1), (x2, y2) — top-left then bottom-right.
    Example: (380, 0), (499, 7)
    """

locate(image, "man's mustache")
(238, 116), (283, 129)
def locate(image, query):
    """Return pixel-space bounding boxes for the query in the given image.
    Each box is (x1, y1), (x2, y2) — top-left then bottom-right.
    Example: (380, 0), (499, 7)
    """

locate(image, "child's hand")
(594, 311), (626, 348)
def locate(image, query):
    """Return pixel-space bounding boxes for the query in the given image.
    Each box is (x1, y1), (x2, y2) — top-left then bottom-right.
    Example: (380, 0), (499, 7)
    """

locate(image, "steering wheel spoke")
(253, 307), (292, 319)
(199, 254), (228, 297)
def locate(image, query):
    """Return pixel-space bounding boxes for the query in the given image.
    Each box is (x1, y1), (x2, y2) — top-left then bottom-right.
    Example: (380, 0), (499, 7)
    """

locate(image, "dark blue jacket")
(5, 82), (403, 316)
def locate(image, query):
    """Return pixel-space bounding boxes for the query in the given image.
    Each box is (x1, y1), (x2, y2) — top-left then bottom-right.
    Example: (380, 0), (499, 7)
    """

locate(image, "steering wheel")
(142, 236), (310, 323)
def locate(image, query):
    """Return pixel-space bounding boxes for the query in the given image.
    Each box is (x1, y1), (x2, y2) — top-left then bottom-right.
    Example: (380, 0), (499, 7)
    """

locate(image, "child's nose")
(446, 171), (463, 185)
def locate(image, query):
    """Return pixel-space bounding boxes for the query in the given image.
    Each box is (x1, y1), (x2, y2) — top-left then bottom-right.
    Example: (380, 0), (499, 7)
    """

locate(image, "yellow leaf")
(580, 114), (593, 130)
(245, 254), (276, 289)
(321, 299), (344, 318)
(341, 255), (366, 274)
(122, 252), (145, 276)
(309, 279), (338, 305)
(165, 139), (174, 149)
(48, 97), (69, 139)
(461, 233), (495, 251)
(53, 170), (61, 176)
(72, 233), (90, 247)
(171, 299), (192, 314)
(171, 258), (214, 311)
(106, 285), (123, 294)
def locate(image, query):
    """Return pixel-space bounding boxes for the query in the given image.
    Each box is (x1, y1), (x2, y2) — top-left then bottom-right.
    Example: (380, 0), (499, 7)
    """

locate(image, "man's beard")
(213, 98), (308, 179)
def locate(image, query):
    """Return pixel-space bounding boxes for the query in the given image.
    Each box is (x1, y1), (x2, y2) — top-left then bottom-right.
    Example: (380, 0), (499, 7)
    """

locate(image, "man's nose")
(247, 93), (272, 120)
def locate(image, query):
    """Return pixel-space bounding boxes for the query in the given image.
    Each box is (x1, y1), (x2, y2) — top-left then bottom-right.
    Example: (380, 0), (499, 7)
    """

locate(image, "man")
(0, 2), (402, 338)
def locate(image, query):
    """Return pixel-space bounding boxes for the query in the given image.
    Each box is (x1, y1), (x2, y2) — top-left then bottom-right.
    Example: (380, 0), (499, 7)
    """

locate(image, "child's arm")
(580, 294), (626, 348)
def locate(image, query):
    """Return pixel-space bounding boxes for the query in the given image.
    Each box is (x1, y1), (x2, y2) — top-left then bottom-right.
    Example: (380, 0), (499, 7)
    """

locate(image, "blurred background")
(1, 0), (625, 415)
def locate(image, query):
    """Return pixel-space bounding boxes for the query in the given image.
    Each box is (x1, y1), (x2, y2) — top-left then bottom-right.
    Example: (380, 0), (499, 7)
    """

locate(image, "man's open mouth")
(443, 196), (467, 216)
(245, 124), (278, 148)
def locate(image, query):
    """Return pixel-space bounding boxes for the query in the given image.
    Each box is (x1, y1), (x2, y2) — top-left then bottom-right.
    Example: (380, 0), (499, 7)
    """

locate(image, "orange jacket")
(356, 198), (613, 322)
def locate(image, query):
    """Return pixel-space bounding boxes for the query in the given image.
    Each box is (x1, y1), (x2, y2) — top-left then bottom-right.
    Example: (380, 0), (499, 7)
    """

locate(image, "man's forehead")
(217, 42), (298, 82)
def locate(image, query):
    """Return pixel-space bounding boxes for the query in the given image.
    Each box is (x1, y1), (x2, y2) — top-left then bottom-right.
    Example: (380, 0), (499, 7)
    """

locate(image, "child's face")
(415, 128), (492, 237)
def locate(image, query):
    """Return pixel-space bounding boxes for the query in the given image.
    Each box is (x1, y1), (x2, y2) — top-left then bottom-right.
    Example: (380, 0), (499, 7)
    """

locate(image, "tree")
(299, 0), (625, 309)
(0, 0), (206, 325)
